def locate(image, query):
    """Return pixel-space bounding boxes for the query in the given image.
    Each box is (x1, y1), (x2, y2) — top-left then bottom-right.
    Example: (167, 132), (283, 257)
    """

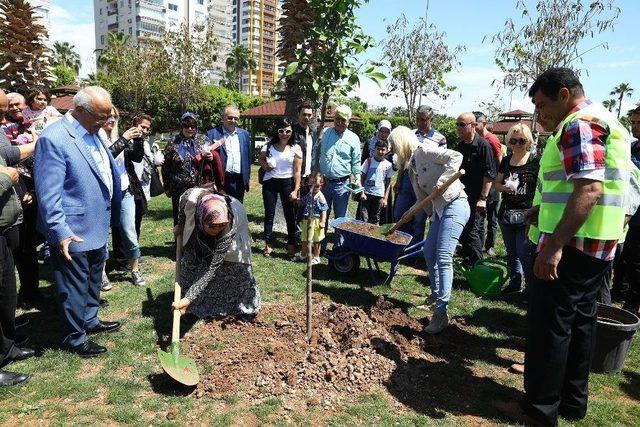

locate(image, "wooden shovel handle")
(172, 234), (183, 344)
(387, 170), (465, 235)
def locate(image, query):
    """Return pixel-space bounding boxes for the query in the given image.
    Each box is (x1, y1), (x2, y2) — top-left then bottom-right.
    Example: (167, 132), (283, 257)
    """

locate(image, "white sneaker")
(101, 272), (112, 292)
(424, 311), (449, 334)
(311, 257), (321, 266)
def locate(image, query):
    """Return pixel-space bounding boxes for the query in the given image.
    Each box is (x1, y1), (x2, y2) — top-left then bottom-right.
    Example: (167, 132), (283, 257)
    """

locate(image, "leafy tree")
(490, 0), (620, 103)
(382, 15), (463, 127)
(279, 0), (384, 129)
(610, 83), (633, 118)
(95, 32), (131, 68)
(52, 41), (81, 74)
(0, 0), (55, 92)
(602, 98), (616, 112)
(52, 65), (76, 87)
(224, 44), (256, 93)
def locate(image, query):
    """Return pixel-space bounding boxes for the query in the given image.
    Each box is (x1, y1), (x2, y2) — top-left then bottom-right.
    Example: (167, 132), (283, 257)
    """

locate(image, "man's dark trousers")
(51, 245), (107, 348)
(0, 234), (17, 343)
(459, 198), (485, 266)
(224, 172), (245, 203)
(484, 195), (499, 251)
(623, 226), (640, 312)
(523, 246), (610, 425)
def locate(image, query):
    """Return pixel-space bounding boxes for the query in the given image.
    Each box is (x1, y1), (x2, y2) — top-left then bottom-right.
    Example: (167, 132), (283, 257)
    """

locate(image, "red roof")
(490, 117), (544, 134)
(499, 109), (533, 117)
(51, 94), (74, 112)
(242, 99), (360, 121)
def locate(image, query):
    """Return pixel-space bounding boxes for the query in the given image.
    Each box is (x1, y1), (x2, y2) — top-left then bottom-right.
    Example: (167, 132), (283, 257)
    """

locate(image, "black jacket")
(293, 123), (317, 178)
(458, 133), (497, 202)
(109, 136), (145, 202)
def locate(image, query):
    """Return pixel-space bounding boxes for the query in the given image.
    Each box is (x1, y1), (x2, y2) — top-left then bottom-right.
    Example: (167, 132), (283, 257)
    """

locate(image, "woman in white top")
(257, 118), (302, 257)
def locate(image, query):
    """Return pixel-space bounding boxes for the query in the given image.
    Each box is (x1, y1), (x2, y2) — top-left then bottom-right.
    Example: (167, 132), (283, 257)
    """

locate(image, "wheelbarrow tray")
(331, 217), (412, 261)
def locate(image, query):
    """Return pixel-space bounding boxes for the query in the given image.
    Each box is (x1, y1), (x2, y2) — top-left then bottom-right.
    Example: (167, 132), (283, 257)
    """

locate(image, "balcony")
(136, 0), (164, 12)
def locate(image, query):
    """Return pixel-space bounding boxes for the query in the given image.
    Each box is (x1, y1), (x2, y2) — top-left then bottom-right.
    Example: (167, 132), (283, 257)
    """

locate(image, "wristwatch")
(479, 194), (488, 201)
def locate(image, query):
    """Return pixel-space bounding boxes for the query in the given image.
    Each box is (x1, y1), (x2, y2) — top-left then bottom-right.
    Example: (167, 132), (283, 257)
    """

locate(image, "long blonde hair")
(106, 107), (120, 143)
(388, 126), (419, 172)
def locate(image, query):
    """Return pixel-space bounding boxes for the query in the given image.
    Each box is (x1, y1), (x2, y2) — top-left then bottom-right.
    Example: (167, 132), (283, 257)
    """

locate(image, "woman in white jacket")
(390, 126), (470, 334)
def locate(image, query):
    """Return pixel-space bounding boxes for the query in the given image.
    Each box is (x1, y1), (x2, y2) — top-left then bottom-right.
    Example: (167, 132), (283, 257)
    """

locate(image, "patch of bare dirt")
(181, 295), (429, 410)
(334, 221), (411, 245)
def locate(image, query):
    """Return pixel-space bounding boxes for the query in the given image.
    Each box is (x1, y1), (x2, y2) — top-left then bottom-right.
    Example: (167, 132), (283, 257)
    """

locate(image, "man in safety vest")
(497, 68), (631, 426)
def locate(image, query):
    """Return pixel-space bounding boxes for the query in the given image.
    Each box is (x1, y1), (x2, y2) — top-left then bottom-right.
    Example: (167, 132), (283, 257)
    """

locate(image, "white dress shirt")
(224, 128), (241, 174)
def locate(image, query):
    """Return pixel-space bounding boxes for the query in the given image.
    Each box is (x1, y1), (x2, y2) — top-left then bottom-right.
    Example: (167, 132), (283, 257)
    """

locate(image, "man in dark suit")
(207, 105), (251, 202)
(35, 86), (122, 358)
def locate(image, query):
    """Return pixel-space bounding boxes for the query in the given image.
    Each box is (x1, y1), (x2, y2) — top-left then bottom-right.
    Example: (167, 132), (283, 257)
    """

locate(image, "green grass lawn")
(1, 165), (639, 426)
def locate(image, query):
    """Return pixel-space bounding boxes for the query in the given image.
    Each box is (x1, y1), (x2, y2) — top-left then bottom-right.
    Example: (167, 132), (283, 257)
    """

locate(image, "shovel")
(157, 235), (200, 386)
(379, 170), (465, 236)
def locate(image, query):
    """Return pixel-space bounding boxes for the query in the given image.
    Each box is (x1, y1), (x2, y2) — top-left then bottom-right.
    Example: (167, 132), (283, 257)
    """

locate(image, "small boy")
(293, 175), (328, 265)
(358, 140), (393, 224)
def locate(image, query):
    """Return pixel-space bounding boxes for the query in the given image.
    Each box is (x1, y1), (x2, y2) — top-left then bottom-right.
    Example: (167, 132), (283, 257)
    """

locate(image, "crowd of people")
(0, 67), (639, 426)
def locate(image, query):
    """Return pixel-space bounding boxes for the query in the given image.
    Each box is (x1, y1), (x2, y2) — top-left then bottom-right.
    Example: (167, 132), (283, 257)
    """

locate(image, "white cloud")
(48, 3), (96, 77)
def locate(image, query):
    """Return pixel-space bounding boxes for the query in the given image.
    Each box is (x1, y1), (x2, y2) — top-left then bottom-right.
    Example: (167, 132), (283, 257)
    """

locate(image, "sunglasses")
(509, 138), (527, 146)
(182, 124), (197, 129)
(456, 122), (474, 127)
(278, 128), (292, 135)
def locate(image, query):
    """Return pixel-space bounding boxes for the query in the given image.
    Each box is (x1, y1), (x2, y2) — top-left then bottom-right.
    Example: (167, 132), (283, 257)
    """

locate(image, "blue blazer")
(207, 125), (251, 190)
(34, 117), (121, 253)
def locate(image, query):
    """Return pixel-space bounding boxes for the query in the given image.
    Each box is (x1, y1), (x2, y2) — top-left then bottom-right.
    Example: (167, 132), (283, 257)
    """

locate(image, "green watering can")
(455, 258), (509, 297)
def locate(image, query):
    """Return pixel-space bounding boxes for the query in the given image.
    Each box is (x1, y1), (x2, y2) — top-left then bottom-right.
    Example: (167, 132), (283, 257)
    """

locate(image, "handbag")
(258, 143), (272, 185)
(502, 208), (528, 226)
(148, 157), (164, 197)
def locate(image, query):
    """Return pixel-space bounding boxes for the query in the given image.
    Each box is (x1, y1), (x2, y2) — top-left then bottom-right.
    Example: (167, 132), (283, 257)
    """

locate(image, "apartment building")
(231, 0), (282, 97)
(93, 0), (232, 84)
(27, 0), (51, 37)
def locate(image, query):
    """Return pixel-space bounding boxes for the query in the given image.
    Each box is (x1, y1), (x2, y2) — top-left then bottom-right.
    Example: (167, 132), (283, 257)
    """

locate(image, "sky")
(49, 0), (640, 117)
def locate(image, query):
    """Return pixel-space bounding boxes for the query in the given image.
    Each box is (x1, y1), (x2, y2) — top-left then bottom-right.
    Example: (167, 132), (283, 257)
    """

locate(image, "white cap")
(335, 104), (353, 120)
(377, 119), (392, 131)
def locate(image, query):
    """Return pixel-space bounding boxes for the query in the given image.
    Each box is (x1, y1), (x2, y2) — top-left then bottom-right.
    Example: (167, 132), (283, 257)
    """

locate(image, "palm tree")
(95, 31), (131, 68)
(224, 44), (256, 93)
(52, 41), (81, 73)
(602, 99), (616, 112)
(0, 0), (55, 92)
(278, 0), (315, 119)
(610, 83), (634, 118)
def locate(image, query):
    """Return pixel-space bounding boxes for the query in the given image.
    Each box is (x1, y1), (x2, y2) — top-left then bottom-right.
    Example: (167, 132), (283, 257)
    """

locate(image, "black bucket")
(591, 303), (640, 374)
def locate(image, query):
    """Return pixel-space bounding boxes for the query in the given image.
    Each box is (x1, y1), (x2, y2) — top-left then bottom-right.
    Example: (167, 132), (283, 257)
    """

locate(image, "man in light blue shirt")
(315, 105), (361, 250)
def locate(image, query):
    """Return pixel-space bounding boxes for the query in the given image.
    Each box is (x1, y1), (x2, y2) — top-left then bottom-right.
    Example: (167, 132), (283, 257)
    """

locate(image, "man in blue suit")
(207, 105), (251, 202)
(35, 86), (122, 357)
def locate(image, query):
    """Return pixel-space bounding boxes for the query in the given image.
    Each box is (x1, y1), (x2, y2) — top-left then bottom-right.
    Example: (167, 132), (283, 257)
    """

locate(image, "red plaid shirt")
(537, 100), (618, 261)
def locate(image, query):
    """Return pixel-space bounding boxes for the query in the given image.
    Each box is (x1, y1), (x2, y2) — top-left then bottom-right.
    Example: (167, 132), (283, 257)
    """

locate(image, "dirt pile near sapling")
(181, 296), (429, 409)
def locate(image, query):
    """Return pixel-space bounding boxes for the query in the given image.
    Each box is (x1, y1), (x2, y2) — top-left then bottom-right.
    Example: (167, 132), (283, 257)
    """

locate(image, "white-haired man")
(34, 86), (122, 357)
(315, 105), (361, 250)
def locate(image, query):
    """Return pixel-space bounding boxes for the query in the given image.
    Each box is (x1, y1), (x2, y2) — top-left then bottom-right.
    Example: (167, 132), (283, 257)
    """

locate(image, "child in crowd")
(357, 140), (393, 224)
(22, 90), (62, 135)
(293, 175), (328, 265)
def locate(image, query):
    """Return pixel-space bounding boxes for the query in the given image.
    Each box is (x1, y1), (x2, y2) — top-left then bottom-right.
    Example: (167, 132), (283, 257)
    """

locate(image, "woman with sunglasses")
(162, 112), (223, 225)
(493, 124), (539, 294)
(257, 118), (301, 257)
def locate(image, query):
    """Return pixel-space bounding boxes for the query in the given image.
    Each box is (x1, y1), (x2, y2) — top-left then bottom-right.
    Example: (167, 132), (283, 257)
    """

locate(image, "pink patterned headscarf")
(196, 193), (229, 231)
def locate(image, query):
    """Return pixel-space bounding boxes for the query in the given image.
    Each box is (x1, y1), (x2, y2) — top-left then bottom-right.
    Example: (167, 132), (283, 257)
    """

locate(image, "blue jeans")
(321, 179), (351, 250)
(499, 220), (533, 290)
(424, 198), (470, 313)
(117, 189), (141, 260)
(394, 174), (426, 246)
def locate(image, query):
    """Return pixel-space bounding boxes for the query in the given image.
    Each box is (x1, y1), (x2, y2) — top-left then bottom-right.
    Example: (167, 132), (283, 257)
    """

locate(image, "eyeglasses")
(83, 108), (110, 126)
(182, 123), (197, 129)
(456, 122), (475, 128)
(278, 128), (292, 135)
(509, 138), (527, 146)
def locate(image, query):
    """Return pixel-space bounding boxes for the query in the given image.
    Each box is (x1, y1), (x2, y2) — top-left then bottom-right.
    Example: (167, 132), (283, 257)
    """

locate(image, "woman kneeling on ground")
(172, 186), (260, 320)
(390, 126), (470, 334)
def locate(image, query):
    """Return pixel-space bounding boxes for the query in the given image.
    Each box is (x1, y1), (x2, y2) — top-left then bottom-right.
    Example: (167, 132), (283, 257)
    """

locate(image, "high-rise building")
(93, 0), (232, 84)
(231, 0), (282, 97)
(26, 0), (51, 37)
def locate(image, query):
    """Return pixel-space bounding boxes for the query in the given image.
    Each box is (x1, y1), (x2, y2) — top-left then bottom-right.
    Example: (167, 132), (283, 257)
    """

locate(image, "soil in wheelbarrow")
(179, 295), (444, 411)
(334, 221), (411, 246)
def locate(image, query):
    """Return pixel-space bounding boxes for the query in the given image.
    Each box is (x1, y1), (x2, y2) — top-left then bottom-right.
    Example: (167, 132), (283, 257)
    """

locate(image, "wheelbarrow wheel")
(328, 246), (360, 276)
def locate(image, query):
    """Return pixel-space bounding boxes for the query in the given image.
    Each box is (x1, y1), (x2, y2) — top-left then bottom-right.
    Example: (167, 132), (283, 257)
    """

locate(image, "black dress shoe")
(67, 340), (107, 358)
(14, 335), (28, 347)
(2, 346), (35, 367)
(99, 299), (109, 308)
(0, 370), (30, 387)
(87, 321), (121, 334)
